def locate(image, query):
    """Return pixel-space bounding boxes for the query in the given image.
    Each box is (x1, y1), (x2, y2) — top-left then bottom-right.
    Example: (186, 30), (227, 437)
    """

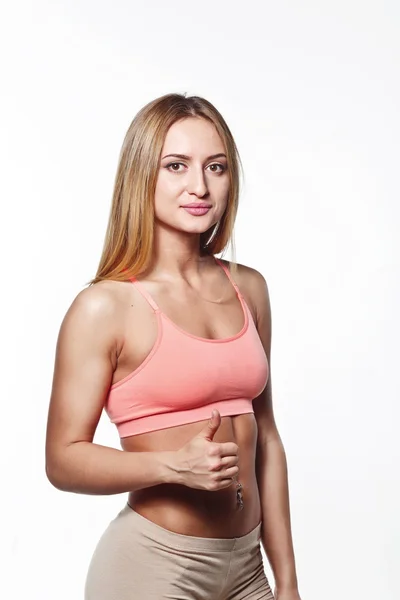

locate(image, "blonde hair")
(90, 93), (243, 285)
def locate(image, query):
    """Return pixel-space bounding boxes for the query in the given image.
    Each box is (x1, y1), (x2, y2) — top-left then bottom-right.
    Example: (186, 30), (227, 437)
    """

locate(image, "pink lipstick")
(182, 203), (212, 216)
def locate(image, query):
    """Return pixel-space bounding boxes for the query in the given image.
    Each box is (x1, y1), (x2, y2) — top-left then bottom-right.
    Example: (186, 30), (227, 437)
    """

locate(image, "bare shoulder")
(63, 280), (122, 323)
(59, 279), (129, 352)
(219, 258), (271, 324)
(235, 261), (268, 292)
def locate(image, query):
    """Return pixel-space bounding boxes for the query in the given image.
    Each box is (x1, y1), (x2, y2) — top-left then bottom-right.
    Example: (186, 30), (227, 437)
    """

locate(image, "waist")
(127, 475), (262, 538)
(121, 501), (262, 550)
(123, 412), (261, 536)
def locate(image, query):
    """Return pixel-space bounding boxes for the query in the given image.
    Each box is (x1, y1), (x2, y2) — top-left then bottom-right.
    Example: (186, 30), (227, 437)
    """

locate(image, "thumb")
(198, 410), (221, 441)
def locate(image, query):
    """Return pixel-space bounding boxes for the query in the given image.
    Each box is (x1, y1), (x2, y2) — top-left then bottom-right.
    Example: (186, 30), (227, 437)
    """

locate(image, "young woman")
(45, 93), (302, 600)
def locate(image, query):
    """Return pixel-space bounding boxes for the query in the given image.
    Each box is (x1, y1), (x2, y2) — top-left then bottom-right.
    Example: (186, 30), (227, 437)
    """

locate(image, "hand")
(174, 410), (239, 491)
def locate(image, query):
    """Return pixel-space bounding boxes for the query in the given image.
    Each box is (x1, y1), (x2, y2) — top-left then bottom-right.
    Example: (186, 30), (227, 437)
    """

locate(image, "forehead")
(162, 118), (225, 154)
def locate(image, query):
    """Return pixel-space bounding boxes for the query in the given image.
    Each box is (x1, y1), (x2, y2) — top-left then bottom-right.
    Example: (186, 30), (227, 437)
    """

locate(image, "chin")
(156, 214), (218, 236)
(179, 215), (218, 234)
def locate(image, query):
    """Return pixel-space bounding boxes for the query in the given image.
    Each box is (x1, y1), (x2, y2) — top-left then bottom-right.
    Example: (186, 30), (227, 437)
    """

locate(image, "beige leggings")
(85, 503), (274, 600)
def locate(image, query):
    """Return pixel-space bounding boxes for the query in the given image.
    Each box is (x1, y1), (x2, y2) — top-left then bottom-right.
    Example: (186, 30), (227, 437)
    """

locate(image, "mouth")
(181, 202), (212, 216)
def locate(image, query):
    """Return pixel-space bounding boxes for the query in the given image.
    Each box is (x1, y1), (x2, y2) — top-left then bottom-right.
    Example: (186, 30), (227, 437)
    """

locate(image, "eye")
(165, 162), (227, 174)
(207, 163), (226, 174)
(166, 162), (185, 172)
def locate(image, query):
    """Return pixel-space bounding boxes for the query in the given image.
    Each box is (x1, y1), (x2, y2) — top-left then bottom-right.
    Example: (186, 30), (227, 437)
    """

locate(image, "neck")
(149, 223), (213, 280)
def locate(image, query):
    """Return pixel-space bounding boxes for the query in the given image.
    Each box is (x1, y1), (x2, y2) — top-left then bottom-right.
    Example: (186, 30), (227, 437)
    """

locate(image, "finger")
(208, 455), (238, 472)
(219, 455), (239, 468)
(215, 477), (236, 490)
(219, 442), (239, 457)
(198, 410), (221, 441)
(215, 465), (239, 480)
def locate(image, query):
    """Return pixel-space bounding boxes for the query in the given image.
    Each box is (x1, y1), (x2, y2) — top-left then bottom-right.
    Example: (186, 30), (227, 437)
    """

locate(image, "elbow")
(45, 461), (68, 491)
(45, 449), (74, 492)
(257, 428), (282, 451)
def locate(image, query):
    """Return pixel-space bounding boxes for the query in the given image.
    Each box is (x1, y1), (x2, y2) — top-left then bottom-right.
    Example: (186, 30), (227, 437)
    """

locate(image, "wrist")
(158, 450), (185, 485)
(274, 571), (298, 595)
(275, 580), (299, 596)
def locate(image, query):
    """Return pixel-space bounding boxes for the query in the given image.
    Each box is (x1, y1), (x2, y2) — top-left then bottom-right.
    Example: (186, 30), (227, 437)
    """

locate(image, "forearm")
(256, 436), (299, 594)
(46, 441), (177, 495)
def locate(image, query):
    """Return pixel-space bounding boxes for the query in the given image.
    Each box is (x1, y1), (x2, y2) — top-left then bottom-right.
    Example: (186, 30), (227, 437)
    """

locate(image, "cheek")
(154, 176), (179, 220)
(217, 186), (229, 212)
(216, 175), (230, 197)
(217, 201), (228, 222)
(154, 172), (184, 205)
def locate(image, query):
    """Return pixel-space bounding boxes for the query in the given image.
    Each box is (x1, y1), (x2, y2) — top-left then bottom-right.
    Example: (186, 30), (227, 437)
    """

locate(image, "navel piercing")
(233, 478), (244, 510)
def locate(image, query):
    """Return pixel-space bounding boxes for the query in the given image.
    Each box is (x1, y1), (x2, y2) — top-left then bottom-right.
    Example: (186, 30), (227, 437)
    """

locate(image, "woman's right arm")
(45, 283), (240, 495)
(45, 284), (178, 495)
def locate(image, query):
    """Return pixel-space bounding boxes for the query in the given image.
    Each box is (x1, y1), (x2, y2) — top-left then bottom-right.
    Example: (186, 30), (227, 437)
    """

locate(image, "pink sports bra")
(105, 259), (269, 438)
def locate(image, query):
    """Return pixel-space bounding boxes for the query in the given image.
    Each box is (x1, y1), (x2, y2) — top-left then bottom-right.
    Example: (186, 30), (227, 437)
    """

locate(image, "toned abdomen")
(122, 413), (262, 538)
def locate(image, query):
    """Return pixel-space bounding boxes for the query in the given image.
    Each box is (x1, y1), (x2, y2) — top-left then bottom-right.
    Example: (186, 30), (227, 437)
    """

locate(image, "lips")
(181, 202), (212, 216)
(182, 203), (212, 208)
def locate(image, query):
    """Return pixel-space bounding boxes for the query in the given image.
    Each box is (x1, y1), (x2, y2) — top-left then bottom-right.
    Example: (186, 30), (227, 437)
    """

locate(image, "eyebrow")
(161, 153), (227, 161)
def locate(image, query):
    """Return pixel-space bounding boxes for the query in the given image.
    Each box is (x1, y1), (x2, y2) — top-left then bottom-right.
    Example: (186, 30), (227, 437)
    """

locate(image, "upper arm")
(238, 264), (279, 444)
(45, 283), (122, 470)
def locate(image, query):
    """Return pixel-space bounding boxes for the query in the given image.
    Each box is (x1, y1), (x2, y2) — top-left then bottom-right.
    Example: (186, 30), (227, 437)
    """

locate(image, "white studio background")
(0, 1), (399, 599)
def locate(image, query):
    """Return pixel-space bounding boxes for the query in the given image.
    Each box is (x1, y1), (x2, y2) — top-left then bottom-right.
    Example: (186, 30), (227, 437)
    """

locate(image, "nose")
(186, 166), (209, 198)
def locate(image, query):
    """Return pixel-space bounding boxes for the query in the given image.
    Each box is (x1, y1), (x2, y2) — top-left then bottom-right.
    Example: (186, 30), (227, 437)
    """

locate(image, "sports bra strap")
(214, 257), (242, 297)
(129, 277), (160, 312)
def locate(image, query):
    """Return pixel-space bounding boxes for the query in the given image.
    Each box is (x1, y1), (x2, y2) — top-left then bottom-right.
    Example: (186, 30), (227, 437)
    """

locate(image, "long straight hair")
(90, 93), (243, 285)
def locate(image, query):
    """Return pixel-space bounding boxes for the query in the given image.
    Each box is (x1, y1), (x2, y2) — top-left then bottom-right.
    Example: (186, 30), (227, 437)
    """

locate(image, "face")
(154, 117), (230, 235)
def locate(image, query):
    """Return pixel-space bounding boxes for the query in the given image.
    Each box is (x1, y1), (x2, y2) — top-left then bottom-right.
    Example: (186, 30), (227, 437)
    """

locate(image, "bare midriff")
(121, 413), (262, 538)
